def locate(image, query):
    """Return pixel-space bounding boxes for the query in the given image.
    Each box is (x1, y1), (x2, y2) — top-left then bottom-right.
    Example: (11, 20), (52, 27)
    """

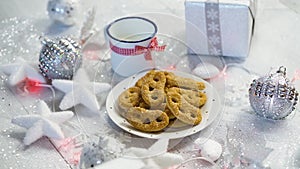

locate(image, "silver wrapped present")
(185, 0), (256, 57)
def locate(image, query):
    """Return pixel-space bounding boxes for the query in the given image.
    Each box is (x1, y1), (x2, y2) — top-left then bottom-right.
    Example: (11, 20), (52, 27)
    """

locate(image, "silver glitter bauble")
(80, 142), (104, 168)
(47, 0), (79, 26)
(79, 137), (124, 168)
(249, 67), (298, 120)
(39, 37), (82, 80)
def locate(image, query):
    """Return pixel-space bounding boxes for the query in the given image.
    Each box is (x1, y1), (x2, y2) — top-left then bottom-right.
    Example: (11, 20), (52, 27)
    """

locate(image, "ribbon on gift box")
(205, 0), (223, 56)
(204, 0), (256, 56)
(109, 37), (166, 61)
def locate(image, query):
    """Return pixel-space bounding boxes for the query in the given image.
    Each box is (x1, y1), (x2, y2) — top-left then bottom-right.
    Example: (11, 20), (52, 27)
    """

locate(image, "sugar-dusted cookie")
(117, 70), (207, 132)
(138, 100), (166, 111)
(164, 106), (176, 120)
(118, 87), (141, 115)
(139, 100), (175, 120)
(165, 72), (205, 91)
(166, 87), (207, 108)
(135, 69), (156, 88)
(166, 90), (202, 125)
(126, 107), (169, 132)
(141, 71), (166, 106)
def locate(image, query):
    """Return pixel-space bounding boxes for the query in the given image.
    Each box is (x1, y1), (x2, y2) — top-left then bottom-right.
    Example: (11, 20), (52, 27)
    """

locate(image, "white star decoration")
(52, 68), (111, 113)
(0, 57), (46, 86)
(11, 100), (74, 145)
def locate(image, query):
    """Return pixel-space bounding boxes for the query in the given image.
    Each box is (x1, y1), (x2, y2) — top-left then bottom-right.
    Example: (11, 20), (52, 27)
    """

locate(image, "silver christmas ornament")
(79, 136), (124, 168)
(39, 37), (82, 80)
(249, 67), (298, 120)
(47, 0), (79, 26)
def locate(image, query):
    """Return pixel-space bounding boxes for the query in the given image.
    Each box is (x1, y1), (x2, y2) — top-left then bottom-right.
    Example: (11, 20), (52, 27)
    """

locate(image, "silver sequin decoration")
(39, 37), (82, 80)
(249, 66), (299, 120)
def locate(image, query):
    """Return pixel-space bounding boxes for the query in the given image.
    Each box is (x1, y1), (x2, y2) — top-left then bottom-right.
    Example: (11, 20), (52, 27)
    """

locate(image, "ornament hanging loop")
(276, 66), (286, 76)
(39, 36), (52, 46)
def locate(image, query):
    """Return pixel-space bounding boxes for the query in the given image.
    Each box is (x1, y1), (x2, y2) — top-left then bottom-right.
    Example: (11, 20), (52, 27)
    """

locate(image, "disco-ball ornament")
(47, 0), (79, 26)
(39, 37), (82, 80)
(249, 67), (298, 120)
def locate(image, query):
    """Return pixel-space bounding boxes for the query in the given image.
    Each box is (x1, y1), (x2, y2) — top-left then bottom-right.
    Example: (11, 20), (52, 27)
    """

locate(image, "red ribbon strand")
(109, 37), (166, 60)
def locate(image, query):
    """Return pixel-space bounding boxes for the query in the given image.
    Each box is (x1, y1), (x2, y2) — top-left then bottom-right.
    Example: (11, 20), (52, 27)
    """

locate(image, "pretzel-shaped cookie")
(118, 70), (207, 132)
(141, 71), (166, 106)
(138, 100), (166, 111)
(166, 90), (202, 125)
(165, 72), (205, 90)
(164, 106), (176, 120)
(135, 70), (155, 88)
(167, 87), (207, 108)
(126, 107), (169, 132)
(118, 87), (141, 115)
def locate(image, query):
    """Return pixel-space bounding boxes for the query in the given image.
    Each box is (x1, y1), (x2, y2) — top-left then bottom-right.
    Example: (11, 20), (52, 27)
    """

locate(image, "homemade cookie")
(126, 107), (169, 132)
(135, 70), (156, 88)
(117, 70), (207, 132)
(164, 106), (176, 120)
(138, 100), (166, 111)
(141, 71), (166, 106)
(166, 90), (202, 125)
(167, 87), (207, 108)
(118, 87), (141, 115)
(165, 72), (205, 91)
(140, 100), (175, 120)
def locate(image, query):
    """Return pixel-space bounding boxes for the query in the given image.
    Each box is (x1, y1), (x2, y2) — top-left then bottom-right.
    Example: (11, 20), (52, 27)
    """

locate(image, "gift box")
(185, 0), (256, 57)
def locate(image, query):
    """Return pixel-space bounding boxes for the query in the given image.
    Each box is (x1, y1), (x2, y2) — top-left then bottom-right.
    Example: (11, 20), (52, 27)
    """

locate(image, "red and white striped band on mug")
(109, 37), (166, 60)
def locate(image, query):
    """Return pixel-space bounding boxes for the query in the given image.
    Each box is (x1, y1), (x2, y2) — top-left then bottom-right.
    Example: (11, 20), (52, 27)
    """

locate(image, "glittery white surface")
(0, 72), (70, 169)
(0, 0), (300, 169)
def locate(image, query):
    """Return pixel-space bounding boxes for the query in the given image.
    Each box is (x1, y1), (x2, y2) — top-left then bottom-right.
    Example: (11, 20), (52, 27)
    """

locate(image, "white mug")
(106, 16), (162, 77)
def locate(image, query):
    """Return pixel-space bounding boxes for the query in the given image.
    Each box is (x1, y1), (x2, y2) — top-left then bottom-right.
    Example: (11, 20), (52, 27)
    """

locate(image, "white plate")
(106, 70), (221, 139)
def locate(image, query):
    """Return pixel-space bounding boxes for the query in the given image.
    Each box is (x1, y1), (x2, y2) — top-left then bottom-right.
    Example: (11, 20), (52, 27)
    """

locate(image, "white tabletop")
(0, 0), (300, 168)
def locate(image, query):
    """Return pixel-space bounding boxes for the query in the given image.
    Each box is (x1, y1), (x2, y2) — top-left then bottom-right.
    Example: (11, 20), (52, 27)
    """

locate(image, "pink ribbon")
(110, 37), (166, 60)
